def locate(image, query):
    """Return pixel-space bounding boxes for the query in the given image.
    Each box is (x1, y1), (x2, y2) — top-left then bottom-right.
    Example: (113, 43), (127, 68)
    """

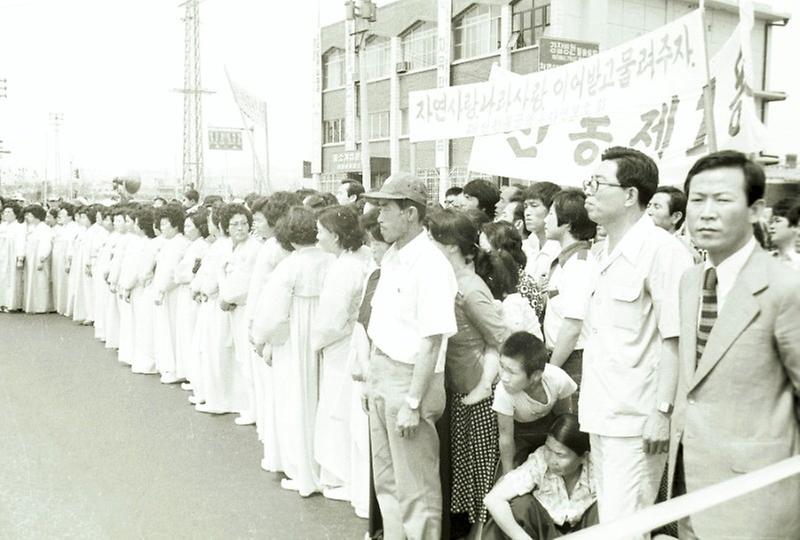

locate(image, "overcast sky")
(0, 0), (797, 194)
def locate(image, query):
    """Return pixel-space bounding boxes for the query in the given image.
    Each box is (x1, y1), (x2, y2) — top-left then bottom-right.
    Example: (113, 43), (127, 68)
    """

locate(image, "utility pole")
(48, 112), (64, 202)
(176, 0), (213, 192)
(346, 0), (377, 190)
(0, 80), (7, 194)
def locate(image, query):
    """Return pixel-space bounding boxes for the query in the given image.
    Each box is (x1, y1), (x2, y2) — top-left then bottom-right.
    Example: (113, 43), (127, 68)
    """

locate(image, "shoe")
(180, 382), (194, 391)
(260, 458), (275, 473)
(188, 395), (204, 405)
(195, 403), (226, 414)
(355, 507), (369, 520)
(234, 415), (256, 426)
(323, 486), (350, 502)
(160, 373), (179, 384)
(280, 478), (299, 492)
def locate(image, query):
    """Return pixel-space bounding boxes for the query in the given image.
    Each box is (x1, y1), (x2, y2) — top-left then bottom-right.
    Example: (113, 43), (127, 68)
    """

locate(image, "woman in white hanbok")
(0, 202), (26, 312)
(77, 205), (107, 325)
(115, 210), (142, 366)
(254, 206), (333, 497)
(152, 205), (190, 383)
(218, 204), (260, 424)
(104, 209), (129, 349)
(173, 211), (210, 384)
(312, 206), (372, 509)
(130, 207), (161, 375)
(192, 206), (234, 412)
(65, 207), (88, 319)
(247, 193), (296, 470)
(22, 204), (54, 314)
(51, 204), (80, 315)
(93, 209), (114, 340)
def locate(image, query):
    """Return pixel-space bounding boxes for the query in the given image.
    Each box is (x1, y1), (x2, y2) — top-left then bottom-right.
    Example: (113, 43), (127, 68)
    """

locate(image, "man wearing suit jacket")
(668, 151), (800, 539)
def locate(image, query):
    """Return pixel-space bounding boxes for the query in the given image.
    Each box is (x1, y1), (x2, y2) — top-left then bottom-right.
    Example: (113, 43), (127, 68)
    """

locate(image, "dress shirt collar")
(557, 240), (591, 267)
(704, 236), (756, 281)
(389, 229), (429, 266)
(601, 213), (653, 266)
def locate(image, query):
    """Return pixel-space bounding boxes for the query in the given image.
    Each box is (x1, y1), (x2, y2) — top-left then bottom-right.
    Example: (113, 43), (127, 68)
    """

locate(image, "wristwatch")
(404, 395), (420, 411)
(657, 401), (674, 415)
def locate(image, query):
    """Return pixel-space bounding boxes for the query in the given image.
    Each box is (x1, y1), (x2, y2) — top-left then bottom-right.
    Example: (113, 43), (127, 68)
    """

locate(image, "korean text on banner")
(467, 9), (766, 187)
(409, 9), (705, 142)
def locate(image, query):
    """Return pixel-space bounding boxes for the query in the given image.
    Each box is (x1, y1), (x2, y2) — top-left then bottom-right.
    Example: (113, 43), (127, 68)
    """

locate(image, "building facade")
(313, 0), (790, 199)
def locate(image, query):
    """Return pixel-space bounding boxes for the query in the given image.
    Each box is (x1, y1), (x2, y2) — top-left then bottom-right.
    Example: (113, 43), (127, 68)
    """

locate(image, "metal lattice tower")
(178, 0), (208, 191)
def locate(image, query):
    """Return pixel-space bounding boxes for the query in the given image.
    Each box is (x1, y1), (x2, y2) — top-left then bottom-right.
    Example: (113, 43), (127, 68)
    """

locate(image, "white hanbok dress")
(312, 246), (372, 497)
(152, 233), (190, 379)
(173, 236), (209, 381)
(65, 223), (87, 318)
(256, 245), (333, 497)
(0, 221), (25, 311)
(93, 230), (116, 340)
(104, 232), (129, 349)
(116, 233), (142, 365)
(247, 237), (290, 462)
(219, 236), (261, 418)
(23, 222), (54, 314)
(52, 221), (79, 315)
(79, 223), (107, 324)
(131, 236), (162, 374)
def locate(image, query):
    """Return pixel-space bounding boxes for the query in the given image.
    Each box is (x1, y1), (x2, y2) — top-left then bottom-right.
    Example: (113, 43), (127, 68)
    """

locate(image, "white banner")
(409, 10), (705, 142)
(468, 7), (766, 186)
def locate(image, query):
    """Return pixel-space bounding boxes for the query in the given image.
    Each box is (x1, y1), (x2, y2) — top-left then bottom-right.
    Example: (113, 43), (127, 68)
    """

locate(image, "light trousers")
(589, 433), (667, 540)
(367, 351), (445, 540)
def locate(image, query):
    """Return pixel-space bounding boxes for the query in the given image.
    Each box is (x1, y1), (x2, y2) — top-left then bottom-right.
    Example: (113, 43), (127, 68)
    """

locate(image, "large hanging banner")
(409, 10), (705, 142)
(467, 5), (766, 186)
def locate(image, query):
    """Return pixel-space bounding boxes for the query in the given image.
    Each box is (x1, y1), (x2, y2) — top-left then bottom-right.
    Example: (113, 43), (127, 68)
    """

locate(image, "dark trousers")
(482, 495), (598, 540)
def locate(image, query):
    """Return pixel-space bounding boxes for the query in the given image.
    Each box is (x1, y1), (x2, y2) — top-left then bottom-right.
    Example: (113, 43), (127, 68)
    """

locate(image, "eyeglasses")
(582, 176), (624, 195)
(228, 221), (250, 229)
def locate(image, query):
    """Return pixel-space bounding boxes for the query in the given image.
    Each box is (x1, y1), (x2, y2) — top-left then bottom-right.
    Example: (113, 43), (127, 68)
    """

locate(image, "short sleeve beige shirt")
(578, 215), (693, 437)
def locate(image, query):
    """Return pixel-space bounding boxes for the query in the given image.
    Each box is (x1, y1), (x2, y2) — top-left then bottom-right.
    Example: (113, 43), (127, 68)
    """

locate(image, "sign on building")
(331, 150), (362, 173)
(208, 128), (244, 151)
(538, 37), (599, 70)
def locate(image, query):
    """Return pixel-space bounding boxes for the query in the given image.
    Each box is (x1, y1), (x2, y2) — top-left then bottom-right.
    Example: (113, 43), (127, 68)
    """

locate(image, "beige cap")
(364, 172), (428, 206)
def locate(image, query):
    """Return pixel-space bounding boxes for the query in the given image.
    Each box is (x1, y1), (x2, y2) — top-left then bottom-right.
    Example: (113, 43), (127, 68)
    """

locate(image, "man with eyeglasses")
(579, 147), (692, 539)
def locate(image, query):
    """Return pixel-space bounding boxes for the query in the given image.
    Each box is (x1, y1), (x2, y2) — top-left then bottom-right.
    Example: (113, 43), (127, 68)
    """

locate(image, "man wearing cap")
(364, 172), (458, 540)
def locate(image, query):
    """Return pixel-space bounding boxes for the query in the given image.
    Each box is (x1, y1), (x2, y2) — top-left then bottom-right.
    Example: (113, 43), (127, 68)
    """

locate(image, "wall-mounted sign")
(538, 37), (600, 70)
(331, 150), (362, 173)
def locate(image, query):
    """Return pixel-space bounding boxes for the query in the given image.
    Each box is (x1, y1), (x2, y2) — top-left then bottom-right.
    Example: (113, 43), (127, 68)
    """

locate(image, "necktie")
(696, 267), (718, 364)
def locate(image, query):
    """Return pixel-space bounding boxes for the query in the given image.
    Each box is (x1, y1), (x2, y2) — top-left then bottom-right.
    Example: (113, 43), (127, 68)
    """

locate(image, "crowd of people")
(0, 147), (798, 540)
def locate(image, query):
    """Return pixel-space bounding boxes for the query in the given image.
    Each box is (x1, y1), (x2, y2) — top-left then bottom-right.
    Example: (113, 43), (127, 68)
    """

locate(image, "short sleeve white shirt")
(543, 241), (593, 350)
(492, 364), (577, 422)
(368, 231), (458, 372)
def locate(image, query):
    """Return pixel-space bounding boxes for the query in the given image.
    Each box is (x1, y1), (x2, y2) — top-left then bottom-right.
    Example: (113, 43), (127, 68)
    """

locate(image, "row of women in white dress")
(2, 195), (376, 520)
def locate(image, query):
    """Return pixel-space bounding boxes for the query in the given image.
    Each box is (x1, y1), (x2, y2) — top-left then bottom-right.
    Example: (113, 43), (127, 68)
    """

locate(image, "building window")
(369, 111), (390, 140)
(401, 23), (437, 70)
(323, 118), (345, 144)
(323, 49), (345, 90)
(363, 38), (390, 80)
(512, 0), (551, 49)
(453, 4), (502, 61)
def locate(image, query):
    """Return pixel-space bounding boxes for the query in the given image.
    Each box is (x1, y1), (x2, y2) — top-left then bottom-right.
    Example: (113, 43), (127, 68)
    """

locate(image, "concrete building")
(312, 0), (790, 199)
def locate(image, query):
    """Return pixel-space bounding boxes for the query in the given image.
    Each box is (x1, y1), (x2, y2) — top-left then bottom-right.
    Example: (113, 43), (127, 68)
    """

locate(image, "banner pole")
(699, 0), (718, 153)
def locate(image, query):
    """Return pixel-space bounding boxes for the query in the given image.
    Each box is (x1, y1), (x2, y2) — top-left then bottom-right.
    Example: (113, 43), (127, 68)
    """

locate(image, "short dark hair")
(684, 150), (765, 206)
(341, 180), (365, 199)
(360, 208), (386, 243)
(3, 201), (23, 222)
(263, 191), (301, 227)
(481, 221), (527, 268)
(59, 202), (76, 218)
(304, 193), (329, 210)
(772, 197), (800, 227)
(500, 331), (549, 377)
(552, 189), (597, 241)
(153, 196), (167, 206)
(203, 195), (224, 207)
(184, 188), (200, 204)
(475, 249), (519, 300)
(221, 203), (253, 234)
(187, 208), (210, 238)
(602, 146), (659, 208)
(522, 181), (561, 209)
(654, 186), (687, 229)
(23, 204), (47, 222)
(276, 206), (318, 247)
(48, 207), (59, 220)
(243, 192), (260, 210)
(318, 205), (365, 252)
(445, 186), (463, 198)
(85, 204), (104, 224)
(463, 179), (501, 220)
(249, 196), (270, 217)
(427, 208), (479, 261)
(156, 204), (186, 233)
(549, 414), (590, 456)
(135, 206), (157, 238)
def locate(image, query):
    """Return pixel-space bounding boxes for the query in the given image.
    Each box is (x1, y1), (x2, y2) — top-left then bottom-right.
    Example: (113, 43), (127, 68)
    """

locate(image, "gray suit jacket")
(667, 247), (800, 539)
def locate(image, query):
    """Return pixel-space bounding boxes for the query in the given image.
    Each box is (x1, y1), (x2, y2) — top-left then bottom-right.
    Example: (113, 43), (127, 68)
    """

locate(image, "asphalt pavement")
(0, 312), (366, 540)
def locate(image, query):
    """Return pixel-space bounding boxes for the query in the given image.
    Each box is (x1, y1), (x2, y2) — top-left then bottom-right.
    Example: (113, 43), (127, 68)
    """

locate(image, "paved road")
(0, 313), (366, 539)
